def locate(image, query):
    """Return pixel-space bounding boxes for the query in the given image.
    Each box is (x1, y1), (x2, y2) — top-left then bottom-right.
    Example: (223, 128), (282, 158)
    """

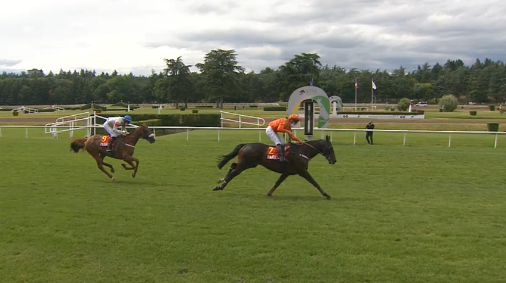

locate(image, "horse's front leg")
(123, 155), (139, 178)
(94, 156), (115, 180)
(100, 154), (115, 173)
(267, 173), (289, 197)
(298, 170), (331, 200)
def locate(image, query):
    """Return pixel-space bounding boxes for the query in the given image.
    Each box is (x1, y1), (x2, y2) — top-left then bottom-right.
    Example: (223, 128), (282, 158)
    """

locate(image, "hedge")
(124, 114), (220, 127)
(195, 105), (214, 108)
(470, 111), (477, 116)
(337, 111), (424, 115)
(137, 119), (163, 126)
(264, 107), (287, 111)
(487, 122), (499, 132)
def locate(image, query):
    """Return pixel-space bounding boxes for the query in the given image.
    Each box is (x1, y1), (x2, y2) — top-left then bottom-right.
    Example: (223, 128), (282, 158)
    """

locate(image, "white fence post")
(403, 133), (407, 146)
(494, 133), (498, 148)
(448, 134), (452, 147)
(353, 132), (356, 145)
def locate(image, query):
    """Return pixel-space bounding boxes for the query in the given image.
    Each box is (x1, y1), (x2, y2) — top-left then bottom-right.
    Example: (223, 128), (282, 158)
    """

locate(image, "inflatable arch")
(329, 95), (343, 116)
(287, 86), (330, 128)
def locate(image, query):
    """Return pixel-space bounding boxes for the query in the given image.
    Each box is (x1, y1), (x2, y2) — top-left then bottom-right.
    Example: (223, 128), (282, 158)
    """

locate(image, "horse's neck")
(124, 128), (142, 145)
(299, 141), (322, 159)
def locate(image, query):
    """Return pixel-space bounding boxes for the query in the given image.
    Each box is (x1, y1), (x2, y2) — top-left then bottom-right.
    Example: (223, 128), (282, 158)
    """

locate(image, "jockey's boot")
(106, 137), (116, 152)
(277, 144), (287, 162)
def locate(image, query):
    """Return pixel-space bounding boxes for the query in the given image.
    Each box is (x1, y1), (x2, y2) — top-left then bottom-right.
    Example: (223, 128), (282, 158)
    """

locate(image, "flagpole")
(371, 85), (374, 106)
(354, 78), (357, 111)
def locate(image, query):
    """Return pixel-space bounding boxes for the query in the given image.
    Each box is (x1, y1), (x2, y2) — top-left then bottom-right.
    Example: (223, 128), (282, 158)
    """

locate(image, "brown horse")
(213, 135), (336, 199)
(70, 123), (155, 180)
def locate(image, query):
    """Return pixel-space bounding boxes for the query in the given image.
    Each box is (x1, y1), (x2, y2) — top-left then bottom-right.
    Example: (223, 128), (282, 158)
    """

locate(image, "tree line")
(1, 49), (505, 107)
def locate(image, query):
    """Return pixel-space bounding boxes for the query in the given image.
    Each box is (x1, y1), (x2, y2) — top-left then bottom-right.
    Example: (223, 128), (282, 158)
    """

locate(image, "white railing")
(1, 125), (505, 148)
(44, 112), (92, 138)
(220, 111), (265, 128)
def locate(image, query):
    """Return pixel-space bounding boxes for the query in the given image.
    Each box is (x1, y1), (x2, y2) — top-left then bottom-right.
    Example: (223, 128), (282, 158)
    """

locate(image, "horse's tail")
(217, 144), (246, 169)
(70, 138), (87, 153)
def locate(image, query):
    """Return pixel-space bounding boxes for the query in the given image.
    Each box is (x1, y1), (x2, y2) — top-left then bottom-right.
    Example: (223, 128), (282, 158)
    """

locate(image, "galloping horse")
(214, 135), (336, 199)
(70, 123), (155, 180)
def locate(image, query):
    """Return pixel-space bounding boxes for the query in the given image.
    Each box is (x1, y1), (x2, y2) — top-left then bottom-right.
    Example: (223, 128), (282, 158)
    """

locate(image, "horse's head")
(139, 123), (155, 144)
(318, 135), (336, 165)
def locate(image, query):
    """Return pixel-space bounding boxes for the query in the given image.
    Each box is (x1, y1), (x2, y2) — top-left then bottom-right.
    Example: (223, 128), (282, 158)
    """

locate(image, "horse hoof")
(111, 177), (115, 181)
(217, 178), (225, 184)
(111, 169), (115, 173)
(325, 195), (331, 200)
(132, 173), (136, 178)
(213, 187), (221, 191)
(267, 193), (272, 197)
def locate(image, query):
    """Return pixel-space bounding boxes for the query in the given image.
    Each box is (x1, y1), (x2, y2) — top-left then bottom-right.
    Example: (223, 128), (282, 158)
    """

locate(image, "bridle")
(300, 141), (332, 158)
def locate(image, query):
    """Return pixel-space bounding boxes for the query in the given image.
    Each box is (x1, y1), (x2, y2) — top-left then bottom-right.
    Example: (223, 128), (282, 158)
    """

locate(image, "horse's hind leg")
(217, 163), (237, 184)
(213, 163), (250, 191)
(267, 173), (289, 197)
(298, 170), (331, 200)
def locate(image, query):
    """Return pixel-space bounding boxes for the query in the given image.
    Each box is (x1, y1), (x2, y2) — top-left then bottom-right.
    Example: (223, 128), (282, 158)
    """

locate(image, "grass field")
(1, 130), (506, 282)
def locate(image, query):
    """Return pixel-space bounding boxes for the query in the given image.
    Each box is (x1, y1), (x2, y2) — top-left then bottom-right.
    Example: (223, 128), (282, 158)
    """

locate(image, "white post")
(353, 132), (356, 145)
(258, 128), (261, 142)
(403, 133), (407, 146)
(186, 129), (189, 141)
(86, 117), (90, 137)
(239, 115), (241, 128)
(494, 133), (498, 148)
(69, 121), (74, 138)
(0, 127), (2, 137)
(448, 134), (452, 147)
(218, 129), (220, 142)
(330, 131), (333, 142)
(153, 128), (156, 136)
(25, 127), (28, 138)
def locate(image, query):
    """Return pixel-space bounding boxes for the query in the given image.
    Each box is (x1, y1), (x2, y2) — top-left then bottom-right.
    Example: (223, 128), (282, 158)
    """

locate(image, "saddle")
(266, 144), (291, 160)
(99, 135), (121, 148)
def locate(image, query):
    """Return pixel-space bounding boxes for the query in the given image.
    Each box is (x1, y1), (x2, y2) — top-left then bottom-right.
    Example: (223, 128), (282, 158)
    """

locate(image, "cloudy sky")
(1, 0), (505, 76)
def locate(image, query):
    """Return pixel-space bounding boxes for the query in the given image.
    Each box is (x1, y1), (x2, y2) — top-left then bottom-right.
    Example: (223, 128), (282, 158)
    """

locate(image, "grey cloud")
(0, 59), (22, 67)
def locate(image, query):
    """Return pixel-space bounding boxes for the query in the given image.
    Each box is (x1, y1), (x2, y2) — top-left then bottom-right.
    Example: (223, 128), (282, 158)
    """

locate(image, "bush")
(416, 110), (425, 114)
(439, 109), (443, 112)
(469, 111), (477, 116)
(438, 94), (458, 112)
(195, 105), (213, 108)
(397, 98), (411, 111)
(249, 105), (258, 108)
(489, 105), (496, 111)
(263, 106), (286, 111)
(192, 109), (198, 113)
(12, 110), (18, 116)
(487, 122), (499, 132)
(179, 107), (185, 111)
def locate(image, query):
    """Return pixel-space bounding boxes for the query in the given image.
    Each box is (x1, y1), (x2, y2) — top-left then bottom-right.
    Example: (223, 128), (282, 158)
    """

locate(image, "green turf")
(1, 131), (506, 282)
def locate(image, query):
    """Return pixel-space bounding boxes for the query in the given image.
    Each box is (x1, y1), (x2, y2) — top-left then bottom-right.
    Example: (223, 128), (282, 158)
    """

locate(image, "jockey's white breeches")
(103, 124), (120, 137)
(266, 126), (284, 145)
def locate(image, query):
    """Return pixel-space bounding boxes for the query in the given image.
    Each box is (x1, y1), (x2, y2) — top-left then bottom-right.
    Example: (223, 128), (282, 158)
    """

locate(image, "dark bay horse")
(70, 123), (155, 180)
(214, 135), (336, 199)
